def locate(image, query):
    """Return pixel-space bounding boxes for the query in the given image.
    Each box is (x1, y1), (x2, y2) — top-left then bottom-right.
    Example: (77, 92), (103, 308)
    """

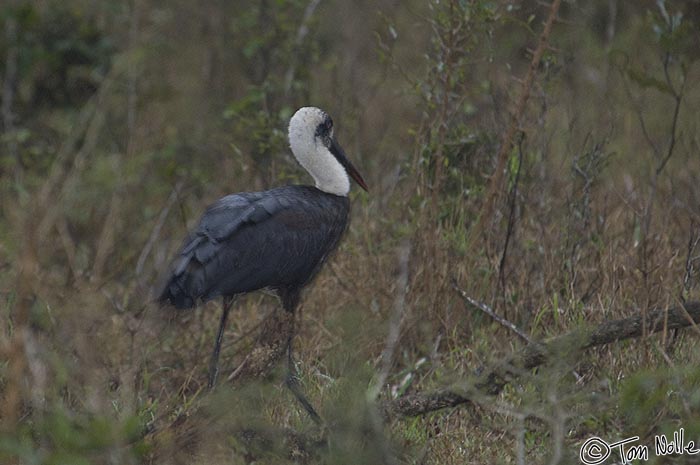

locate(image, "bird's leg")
(283, 299), (321, 424)
(208, 295), (234, 389)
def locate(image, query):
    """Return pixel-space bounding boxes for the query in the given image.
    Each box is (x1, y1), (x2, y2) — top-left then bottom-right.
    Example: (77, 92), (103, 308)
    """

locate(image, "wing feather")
(159, 186), (348, 309)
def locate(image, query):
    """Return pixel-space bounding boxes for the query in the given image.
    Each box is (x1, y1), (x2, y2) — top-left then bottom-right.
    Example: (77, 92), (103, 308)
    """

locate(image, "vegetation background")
(1, 0), (699, 463)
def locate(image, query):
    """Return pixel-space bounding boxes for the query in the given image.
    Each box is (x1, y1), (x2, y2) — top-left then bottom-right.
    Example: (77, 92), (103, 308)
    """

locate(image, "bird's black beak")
(329, 137), (369, 192)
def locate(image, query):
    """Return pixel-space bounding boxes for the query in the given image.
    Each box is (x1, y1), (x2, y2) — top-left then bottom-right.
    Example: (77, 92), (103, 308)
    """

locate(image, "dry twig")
(370, 242), (411, 399)
(476, 0), (562, 235)
(451, 279), (534, 344)
(135, 182), (184, 277)
(2, 16), (19, 177)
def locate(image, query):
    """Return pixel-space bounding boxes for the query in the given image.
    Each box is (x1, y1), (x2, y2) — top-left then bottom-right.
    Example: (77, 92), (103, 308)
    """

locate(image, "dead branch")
(370, 241), (411, 399)
(498, 136), (524, 290)
(367, 242), (411, 465)
(92, 192), (122, 283)
(452, 280), (534, 344)
(283, 0), (322, 96)
(135, 182), (184, 277)
(386, 301), (700, 417)
(2, 16), (19, 177)
(476, 0), (562, 234)
(56, 217), (82, 284)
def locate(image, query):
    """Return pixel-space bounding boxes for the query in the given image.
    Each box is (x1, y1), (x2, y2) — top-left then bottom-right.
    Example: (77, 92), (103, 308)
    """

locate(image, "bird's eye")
(316, 118), (333, 138)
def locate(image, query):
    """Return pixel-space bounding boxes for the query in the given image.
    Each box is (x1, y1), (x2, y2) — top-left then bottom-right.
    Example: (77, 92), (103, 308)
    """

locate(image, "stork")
(158, 107), (368, 420)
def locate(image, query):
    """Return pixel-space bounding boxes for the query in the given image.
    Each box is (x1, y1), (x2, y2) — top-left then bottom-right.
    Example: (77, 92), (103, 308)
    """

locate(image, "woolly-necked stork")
(158, 107), (368, 419)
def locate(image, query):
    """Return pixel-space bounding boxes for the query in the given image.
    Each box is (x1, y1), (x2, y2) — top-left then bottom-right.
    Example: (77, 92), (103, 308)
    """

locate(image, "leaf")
(627, 68), (674, 96)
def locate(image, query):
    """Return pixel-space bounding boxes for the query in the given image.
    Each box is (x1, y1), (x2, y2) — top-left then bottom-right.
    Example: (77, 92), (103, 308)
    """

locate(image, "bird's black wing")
(159, 186), (349, 309)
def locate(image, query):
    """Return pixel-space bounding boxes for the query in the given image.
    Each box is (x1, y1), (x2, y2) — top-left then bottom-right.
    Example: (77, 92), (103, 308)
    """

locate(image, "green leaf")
(627, 68), (674, 96)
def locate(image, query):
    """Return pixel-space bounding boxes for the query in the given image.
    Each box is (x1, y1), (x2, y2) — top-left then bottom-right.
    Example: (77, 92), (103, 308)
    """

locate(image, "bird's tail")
(158, 274), (197, 309)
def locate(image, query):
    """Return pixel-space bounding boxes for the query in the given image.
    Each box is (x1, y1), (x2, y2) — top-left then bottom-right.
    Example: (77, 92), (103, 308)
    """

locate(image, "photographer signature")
(579, 428), (699, 464)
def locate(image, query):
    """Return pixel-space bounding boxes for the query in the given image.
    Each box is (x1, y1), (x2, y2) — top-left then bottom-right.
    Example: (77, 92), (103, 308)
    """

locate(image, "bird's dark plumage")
(159, 185), (349, 309)
(157, 106), (367, 412)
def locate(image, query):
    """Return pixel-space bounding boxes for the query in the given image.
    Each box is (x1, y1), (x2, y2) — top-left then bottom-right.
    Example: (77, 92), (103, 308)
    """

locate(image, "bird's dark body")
(159, 185), (350, 310)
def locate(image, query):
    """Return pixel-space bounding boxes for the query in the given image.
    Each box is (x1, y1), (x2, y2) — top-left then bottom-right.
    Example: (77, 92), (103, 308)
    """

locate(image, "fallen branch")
(453, 280), (583, 381)
(387, 301), (700, 417)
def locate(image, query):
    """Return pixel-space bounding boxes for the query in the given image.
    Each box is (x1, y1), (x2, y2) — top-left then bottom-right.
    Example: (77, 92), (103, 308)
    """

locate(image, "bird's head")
(288, 107), (369, 197)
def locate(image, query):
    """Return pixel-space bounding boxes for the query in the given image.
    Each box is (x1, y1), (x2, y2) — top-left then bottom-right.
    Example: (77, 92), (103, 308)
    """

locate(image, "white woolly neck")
(288, 107), (350, 197)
